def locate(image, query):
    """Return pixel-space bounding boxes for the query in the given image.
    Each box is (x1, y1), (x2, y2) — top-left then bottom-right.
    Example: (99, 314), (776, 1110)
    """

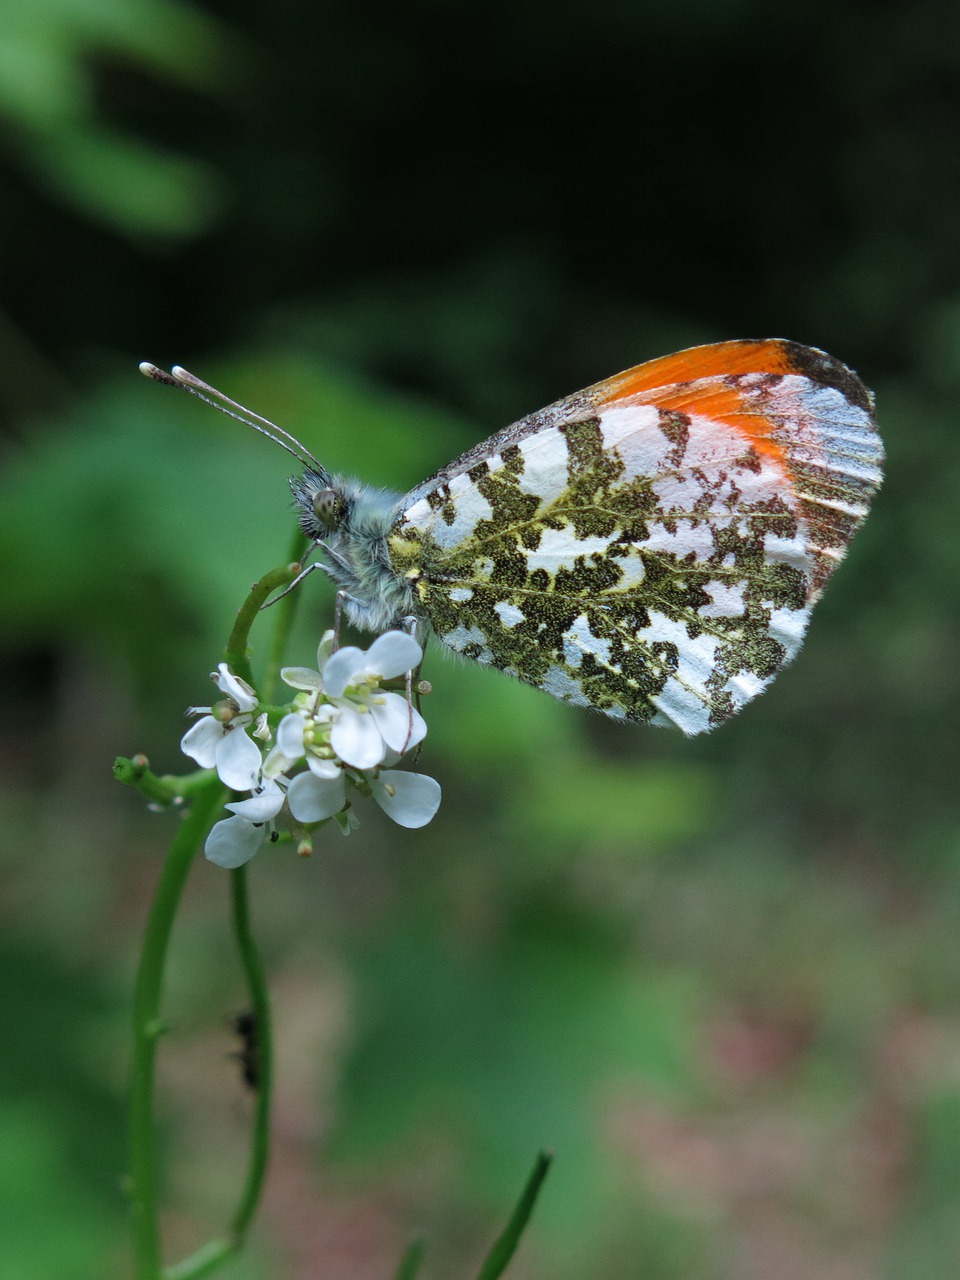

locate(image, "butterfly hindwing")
(386, 339), (882, 734)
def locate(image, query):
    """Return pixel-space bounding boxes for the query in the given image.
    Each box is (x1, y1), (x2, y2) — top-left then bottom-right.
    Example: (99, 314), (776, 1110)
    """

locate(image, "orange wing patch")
(589, 337), (881, 596)
(594, 338), (796, 397)
(593, 339), (799, 472)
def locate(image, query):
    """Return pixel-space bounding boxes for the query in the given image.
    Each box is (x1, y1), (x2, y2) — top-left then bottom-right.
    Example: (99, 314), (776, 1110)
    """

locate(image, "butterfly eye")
(311, 488), (347, 530)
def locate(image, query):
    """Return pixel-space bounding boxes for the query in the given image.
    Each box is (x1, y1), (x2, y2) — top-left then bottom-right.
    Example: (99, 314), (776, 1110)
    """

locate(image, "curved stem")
(133, 543), (305, 1279)
(114, 758), (216, 806)
(228, 864), (273, 1239)
(129, 777), (227, 1280)
(158, 870), (273, 1280)
(223, 560), (301, 687)
(261, 527), (309, 703)
(163, 1239), (233, 1280)
(393, 1237), (427, 1280)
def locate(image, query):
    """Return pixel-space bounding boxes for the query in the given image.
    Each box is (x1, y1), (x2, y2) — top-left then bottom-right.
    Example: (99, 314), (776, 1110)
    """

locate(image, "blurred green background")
(1, 1), (959, 1277)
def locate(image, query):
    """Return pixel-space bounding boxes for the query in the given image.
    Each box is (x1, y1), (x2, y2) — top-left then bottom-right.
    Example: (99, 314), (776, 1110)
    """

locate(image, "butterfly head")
(290, 468), (348, 540)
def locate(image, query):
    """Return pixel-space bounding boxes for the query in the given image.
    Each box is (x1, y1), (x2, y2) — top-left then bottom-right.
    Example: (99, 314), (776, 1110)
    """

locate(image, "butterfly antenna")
(139, 362), (325, 472)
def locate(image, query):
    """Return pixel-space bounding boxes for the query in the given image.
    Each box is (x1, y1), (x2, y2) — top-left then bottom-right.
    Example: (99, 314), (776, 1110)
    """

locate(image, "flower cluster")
(182, 631), (440, 868)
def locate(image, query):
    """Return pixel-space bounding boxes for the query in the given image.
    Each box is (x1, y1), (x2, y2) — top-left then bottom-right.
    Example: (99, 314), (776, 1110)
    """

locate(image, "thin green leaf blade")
(393, 1235), (426, 1280)
(473, 1152), (553, 1280)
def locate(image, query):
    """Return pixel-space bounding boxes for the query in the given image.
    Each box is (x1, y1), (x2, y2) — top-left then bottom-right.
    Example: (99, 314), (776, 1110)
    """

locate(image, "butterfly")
(142, 339), (883, 735)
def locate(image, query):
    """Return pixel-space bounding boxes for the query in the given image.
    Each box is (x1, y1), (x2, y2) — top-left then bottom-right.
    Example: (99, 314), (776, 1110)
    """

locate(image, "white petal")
(181, 716), (224, 768)
(330, 705), (385, 769)
(215, 664), (259, 712)
(315, 631), (336, 668)
(321, 646), (366, 698)
(287, 771), (347, 822)
(306, 754), (343, 779)
(262, 746), (296, 779)
(369, 691), (427, 754)
(364, 631), (422, 679)
(204, 815), (267, 868)
(371, 771), (441, 828)
(226, 780), (286, 822)
(276, 713), (307, 758)
(215, 728), (263, 791)
(281, 666), (323, 692)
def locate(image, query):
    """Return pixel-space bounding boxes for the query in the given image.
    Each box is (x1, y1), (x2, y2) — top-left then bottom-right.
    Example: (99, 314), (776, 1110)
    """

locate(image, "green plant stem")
(163, 1239), (234, 1280)
(114, 758), (217, 805)
(159, 870), (274, 1280)
(129, 776), (227, 1280)
(393, 1236), (427, 1280)
(131, 543), (305, 1279)
(223, 560), (301, 685)
(228, 864), (273, 1238)
(261, 527), (309, 703)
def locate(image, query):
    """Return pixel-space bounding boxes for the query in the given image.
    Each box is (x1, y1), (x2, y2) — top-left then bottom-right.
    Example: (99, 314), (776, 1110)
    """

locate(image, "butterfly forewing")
(386, 340), (882, 734)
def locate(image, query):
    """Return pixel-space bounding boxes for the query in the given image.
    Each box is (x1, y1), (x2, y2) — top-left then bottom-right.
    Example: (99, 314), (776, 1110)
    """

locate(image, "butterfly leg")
(398, 616), (428, 760)
(260, 553), (326, 608)
(332, 590), (351, 649)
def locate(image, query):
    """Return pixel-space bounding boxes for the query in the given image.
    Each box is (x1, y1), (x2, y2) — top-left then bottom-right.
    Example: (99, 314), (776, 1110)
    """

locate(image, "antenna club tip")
(139, 362), (179, 386)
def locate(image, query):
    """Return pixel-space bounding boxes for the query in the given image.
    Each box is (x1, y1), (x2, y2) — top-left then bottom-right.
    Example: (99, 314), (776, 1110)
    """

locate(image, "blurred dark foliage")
(1, 1), (959, 1277)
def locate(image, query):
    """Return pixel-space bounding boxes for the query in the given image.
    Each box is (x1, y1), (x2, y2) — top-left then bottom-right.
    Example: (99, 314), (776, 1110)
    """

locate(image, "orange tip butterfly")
(142, 338), (882, 735)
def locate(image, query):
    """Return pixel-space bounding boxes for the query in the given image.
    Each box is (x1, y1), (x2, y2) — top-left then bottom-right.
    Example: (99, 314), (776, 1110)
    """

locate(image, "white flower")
(287, 769), (346, 823)
(369, 770), (441, 828)
(205, 815), (269, 869)
(274, 706), (341, 778)
(282, 630), (426, 771)
(286, 763), (440, 830)
(225, 778), (287, 823)
(181, 664), (262, 790)
(188, 631), (441, 869)
(204, 779), (287, 868)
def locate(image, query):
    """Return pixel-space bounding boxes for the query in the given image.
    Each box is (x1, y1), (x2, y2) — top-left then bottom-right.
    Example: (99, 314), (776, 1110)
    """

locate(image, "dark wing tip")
(779, 341), (875, 416)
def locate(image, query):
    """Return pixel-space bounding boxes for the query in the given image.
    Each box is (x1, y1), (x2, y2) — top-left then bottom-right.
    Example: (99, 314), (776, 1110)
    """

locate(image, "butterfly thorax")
(290, 470), (416, 631)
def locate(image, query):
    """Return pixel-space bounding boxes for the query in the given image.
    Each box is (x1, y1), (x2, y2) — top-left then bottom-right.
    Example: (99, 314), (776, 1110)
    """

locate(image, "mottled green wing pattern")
(386, 343), (882, 733)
